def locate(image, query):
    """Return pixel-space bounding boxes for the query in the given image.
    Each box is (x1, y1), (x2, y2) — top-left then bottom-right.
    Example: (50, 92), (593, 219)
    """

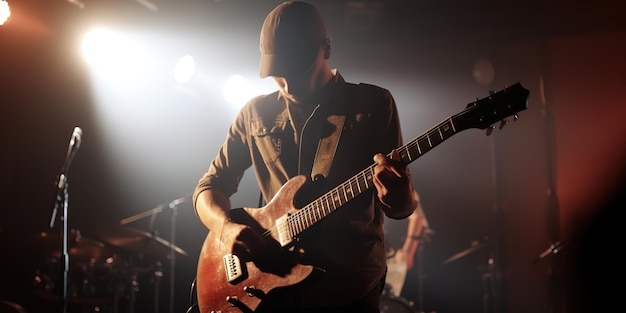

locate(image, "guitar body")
(196, 175), (316, 313)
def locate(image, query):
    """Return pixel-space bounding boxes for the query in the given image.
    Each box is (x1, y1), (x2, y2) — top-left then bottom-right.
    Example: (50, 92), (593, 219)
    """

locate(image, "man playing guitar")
(192, 1), (417, 312)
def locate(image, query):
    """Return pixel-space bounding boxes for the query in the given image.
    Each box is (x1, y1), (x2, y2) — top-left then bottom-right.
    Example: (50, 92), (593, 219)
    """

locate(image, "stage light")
(473, 58), (495, 86)
(222, 74), (277, 109)
(0, 0), (11, 26)
(81, 27), (155, 86)
(223, 74), (253, 108)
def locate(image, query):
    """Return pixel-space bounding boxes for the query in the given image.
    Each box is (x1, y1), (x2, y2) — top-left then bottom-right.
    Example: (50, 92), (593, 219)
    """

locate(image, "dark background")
(1, 1), (624, 313)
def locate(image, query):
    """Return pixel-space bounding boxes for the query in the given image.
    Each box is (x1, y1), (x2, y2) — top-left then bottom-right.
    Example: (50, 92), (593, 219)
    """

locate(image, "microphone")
(70, 127), (82, 152)
(64, 127), (82, 169)
(50, 126), (83, 228)
(169, 194), (191, 208)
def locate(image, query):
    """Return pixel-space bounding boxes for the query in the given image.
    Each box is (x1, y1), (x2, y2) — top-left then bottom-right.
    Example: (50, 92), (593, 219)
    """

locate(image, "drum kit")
(30, 225), (188, 313)
(381, 215), (495, 313)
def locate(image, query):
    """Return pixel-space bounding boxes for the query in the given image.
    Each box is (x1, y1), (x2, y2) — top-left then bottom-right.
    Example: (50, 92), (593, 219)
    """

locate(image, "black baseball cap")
(259, 1), (327, 78)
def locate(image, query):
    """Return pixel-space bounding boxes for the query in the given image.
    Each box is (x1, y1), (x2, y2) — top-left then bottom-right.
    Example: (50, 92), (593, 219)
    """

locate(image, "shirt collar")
(276, 69), (344, 103)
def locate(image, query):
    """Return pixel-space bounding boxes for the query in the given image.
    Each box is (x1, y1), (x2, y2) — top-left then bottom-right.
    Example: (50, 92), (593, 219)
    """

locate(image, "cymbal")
(443, 240), (491, 265)
(95, 226), (188, 258)
(32, 231), (115, 262)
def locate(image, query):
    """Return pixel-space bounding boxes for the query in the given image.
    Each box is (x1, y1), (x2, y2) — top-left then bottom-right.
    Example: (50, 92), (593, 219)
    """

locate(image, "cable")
(185, 277), (199, 313)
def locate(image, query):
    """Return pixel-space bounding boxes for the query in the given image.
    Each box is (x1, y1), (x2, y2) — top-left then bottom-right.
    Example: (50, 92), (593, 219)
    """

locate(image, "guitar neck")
(284, 117), (458, 238)
(279, 82), (529, 244)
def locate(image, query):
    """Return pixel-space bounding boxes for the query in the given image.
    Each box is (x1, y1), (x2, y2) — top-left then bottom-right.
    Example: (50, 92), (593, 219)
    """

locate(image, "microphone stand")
(168, 201), (178, 313)
(49, 127), (82, 313)
(55, 175), (70, 313)
(119, 195), (190, 313)
(415, 227), (433, 313)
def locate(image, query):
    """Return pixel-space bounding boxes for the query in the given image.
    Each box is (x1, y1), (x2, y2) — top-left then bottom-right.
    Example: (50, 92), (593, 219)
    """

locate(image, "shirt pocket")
(250, 118), (288, 163)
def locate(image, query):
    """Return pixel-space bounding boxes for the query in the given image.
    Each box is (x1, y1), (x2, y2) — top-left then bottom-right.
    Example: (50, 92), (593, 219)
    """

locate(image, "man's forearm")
(195, 188), (232, 233)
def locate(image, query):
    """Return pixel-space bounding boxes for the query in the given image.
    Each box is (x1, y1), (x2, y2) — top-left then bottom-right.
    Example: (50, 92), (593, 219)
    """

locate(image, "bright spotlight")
(223, 75), (254, 108)
(174, 55), (196, 83)
(81, 28), (119, 66)
(0, 0), (11, 25)
(81, 28), (155, 85)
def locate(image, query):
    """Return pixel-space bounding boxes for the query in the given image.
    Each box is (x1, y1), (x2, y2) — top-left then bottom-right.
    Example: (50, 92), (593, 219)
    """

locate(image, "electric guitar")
(196, 83), (530, 313)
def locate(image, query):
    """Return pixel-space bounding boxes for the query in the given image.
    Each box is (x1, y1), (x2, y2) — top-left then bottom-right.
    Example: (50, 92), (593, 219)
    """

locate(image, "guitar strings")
(259, 124), (438, 245)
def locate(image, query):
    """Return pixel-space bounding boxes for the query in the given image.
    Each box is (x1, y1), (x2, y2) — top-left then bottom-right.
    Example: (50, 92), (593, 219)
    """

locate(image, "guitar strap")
(311, 114), (345, 181)
(310, 82), (363, 181)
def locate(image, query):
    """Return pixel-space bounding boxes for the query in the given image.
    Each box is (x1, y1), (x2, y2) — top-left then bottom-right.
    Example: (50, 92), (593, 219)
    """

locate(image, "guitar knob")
(226, 296), (239, 306)
(244, 285), (266, 298)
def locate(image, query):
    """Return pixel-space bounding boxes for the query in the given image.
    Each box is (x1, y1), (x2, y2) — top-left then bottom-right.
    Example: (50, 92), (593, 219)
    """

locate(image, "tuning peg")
(513, 114), (519, 121)
(486, 125), (495, 136)
(499, 119), (509, 130)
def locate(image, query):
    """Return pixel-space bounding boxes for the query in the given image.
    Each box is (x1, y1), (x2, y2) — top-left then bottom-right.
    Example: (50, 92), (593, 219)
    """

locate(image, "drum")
(379, 295), (417, 313)
(31, 230), (126, 307)
(32, 257), (118, 305)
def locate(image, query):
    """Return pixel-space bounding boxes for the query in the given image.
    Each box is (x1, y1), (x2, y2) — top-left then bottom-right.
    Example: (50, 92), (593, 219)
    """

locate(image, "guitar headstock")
(454, 83), (529, 134)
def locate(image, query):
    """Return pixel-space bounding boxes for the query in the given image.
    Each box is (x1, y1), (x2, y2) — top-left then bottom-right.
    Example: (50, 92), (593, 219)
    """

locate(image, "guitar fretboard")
(281, 117), (458, 240)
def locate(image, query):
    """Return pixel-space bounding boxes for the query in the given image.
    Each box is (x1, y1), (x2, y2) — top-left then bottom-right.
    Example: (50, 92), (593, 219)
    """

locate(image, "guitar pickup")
(223, 253), (248, 284)
(275, 214), (294, 247)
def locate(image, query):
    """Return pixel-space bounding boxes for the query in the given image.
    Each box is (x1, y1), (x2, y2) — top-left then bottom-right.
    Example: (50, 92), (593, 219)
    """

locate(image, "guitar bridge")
(223, 253), (247, 284)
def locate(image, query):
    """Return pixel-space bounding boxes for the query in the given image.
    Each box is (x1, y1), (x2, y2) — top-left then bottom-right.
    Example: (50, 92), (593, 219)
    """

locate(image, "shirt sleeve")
(192, 105), (253, 211)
